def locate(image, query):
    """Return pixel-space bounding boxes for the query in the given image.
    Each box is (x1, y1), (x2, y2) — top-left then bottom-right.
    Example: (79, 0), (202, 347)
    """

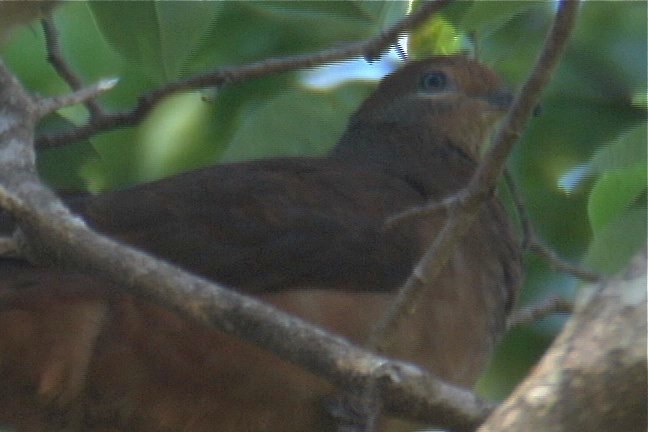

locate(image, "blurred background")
(1, 0), (646, 405)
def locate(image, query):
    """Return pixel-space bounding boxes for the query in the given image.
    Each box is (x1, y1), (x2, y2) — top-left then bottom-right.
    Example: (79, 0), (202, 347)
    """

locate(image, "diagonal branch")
(368, 0), (582, 352)
(36, 0), (449, 149)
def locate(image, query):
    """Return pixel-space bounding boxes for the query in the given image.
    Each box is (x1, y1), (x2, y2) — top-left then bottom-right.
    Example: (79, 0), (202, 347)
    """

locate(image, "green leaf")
(589, 123), (648, 173)
(88, 2), (220, 82)
(588, 163), (647, 233)
(188, 1), (405, 72)
(137, 92), (215, 180)
(632, 89), (648, 109)
(36, 114), (99, 191)
(585, 208), (647, 274)
(408, 16), (464, 58)
(409, 1), (547, 64)
(454, 1), (543, 37)
(221, 82), (373, 162)
(252, 1), (404, 26)
(84, 127), (142, 191)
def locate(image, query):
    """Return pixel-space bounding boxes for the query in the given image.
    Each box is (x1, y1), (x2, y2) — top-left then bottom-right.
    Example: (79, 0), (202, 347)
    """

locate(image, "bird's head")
(350, 55), (512, 160)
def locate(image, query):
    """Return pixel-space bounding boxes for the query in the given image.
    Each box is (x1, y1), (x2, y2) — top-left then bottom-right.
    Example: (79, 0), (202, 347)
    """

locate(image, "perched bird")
(0, 55), (522, 431)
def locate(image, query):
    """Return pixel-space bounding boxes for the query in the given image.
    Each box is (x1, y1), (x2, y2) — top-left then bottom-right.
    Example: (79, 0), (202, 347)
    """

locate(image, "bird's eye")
(420, 71), (447, 92)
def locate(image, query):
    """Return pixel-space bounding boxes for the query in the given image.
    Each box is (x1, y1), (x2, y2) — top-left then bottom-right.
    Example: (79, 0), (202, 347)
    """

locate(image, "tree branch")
(507, 296), (574, 330)
(480, 248), (647, 432)
(529, 238), (602, 283)
(36, 0), (449, 149)
(34, 78), (118, 117)
(503, 169), (532, 249)
(368, 0), (581, 352)
(41, 16), (105, 119)
(504, 170), (603, 283)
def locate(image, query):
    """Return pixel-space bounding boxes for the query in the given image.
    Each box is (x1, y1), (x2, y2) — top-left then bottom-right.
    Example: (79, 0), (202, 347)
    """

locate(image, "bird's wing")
(68, 157), (430, 293)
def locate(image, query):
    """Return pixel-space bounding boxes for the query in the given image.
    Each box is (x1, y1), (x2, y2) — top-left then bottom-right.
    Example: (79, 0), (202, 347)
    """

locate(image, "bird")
(0, 55), (522, 431)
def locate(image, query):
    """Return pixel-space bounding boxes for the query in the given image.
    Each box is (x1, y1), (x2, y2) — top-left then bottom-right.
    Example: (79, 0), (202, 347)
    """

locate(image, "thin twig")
(529, 239), (602, 283)
(394, 42), (408, 61)
(36, 0), (450, 149)
(41, 17), (105, 119)
(384, 193), (450, 230)
(35, 78), (119, 118)
(507, 296), (574, 329)
(504, 170), (601, 282)
(503, 169), (532, 249)
(368, 0), (581, 353)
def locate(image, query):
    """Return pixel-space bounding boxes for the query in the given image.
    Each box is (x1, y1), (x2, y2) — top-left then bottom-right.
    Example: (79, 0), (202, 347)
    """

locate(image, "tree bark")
(479, 248), (647, 432)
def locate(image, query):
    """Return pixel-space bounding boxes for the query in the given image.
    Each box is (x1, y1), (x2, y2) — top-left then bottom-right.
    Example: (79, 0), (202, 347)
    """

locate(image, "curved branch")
(36, 0), (449, 149)
(529, 238), (602, 283)
(504, 170), (602, 283)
